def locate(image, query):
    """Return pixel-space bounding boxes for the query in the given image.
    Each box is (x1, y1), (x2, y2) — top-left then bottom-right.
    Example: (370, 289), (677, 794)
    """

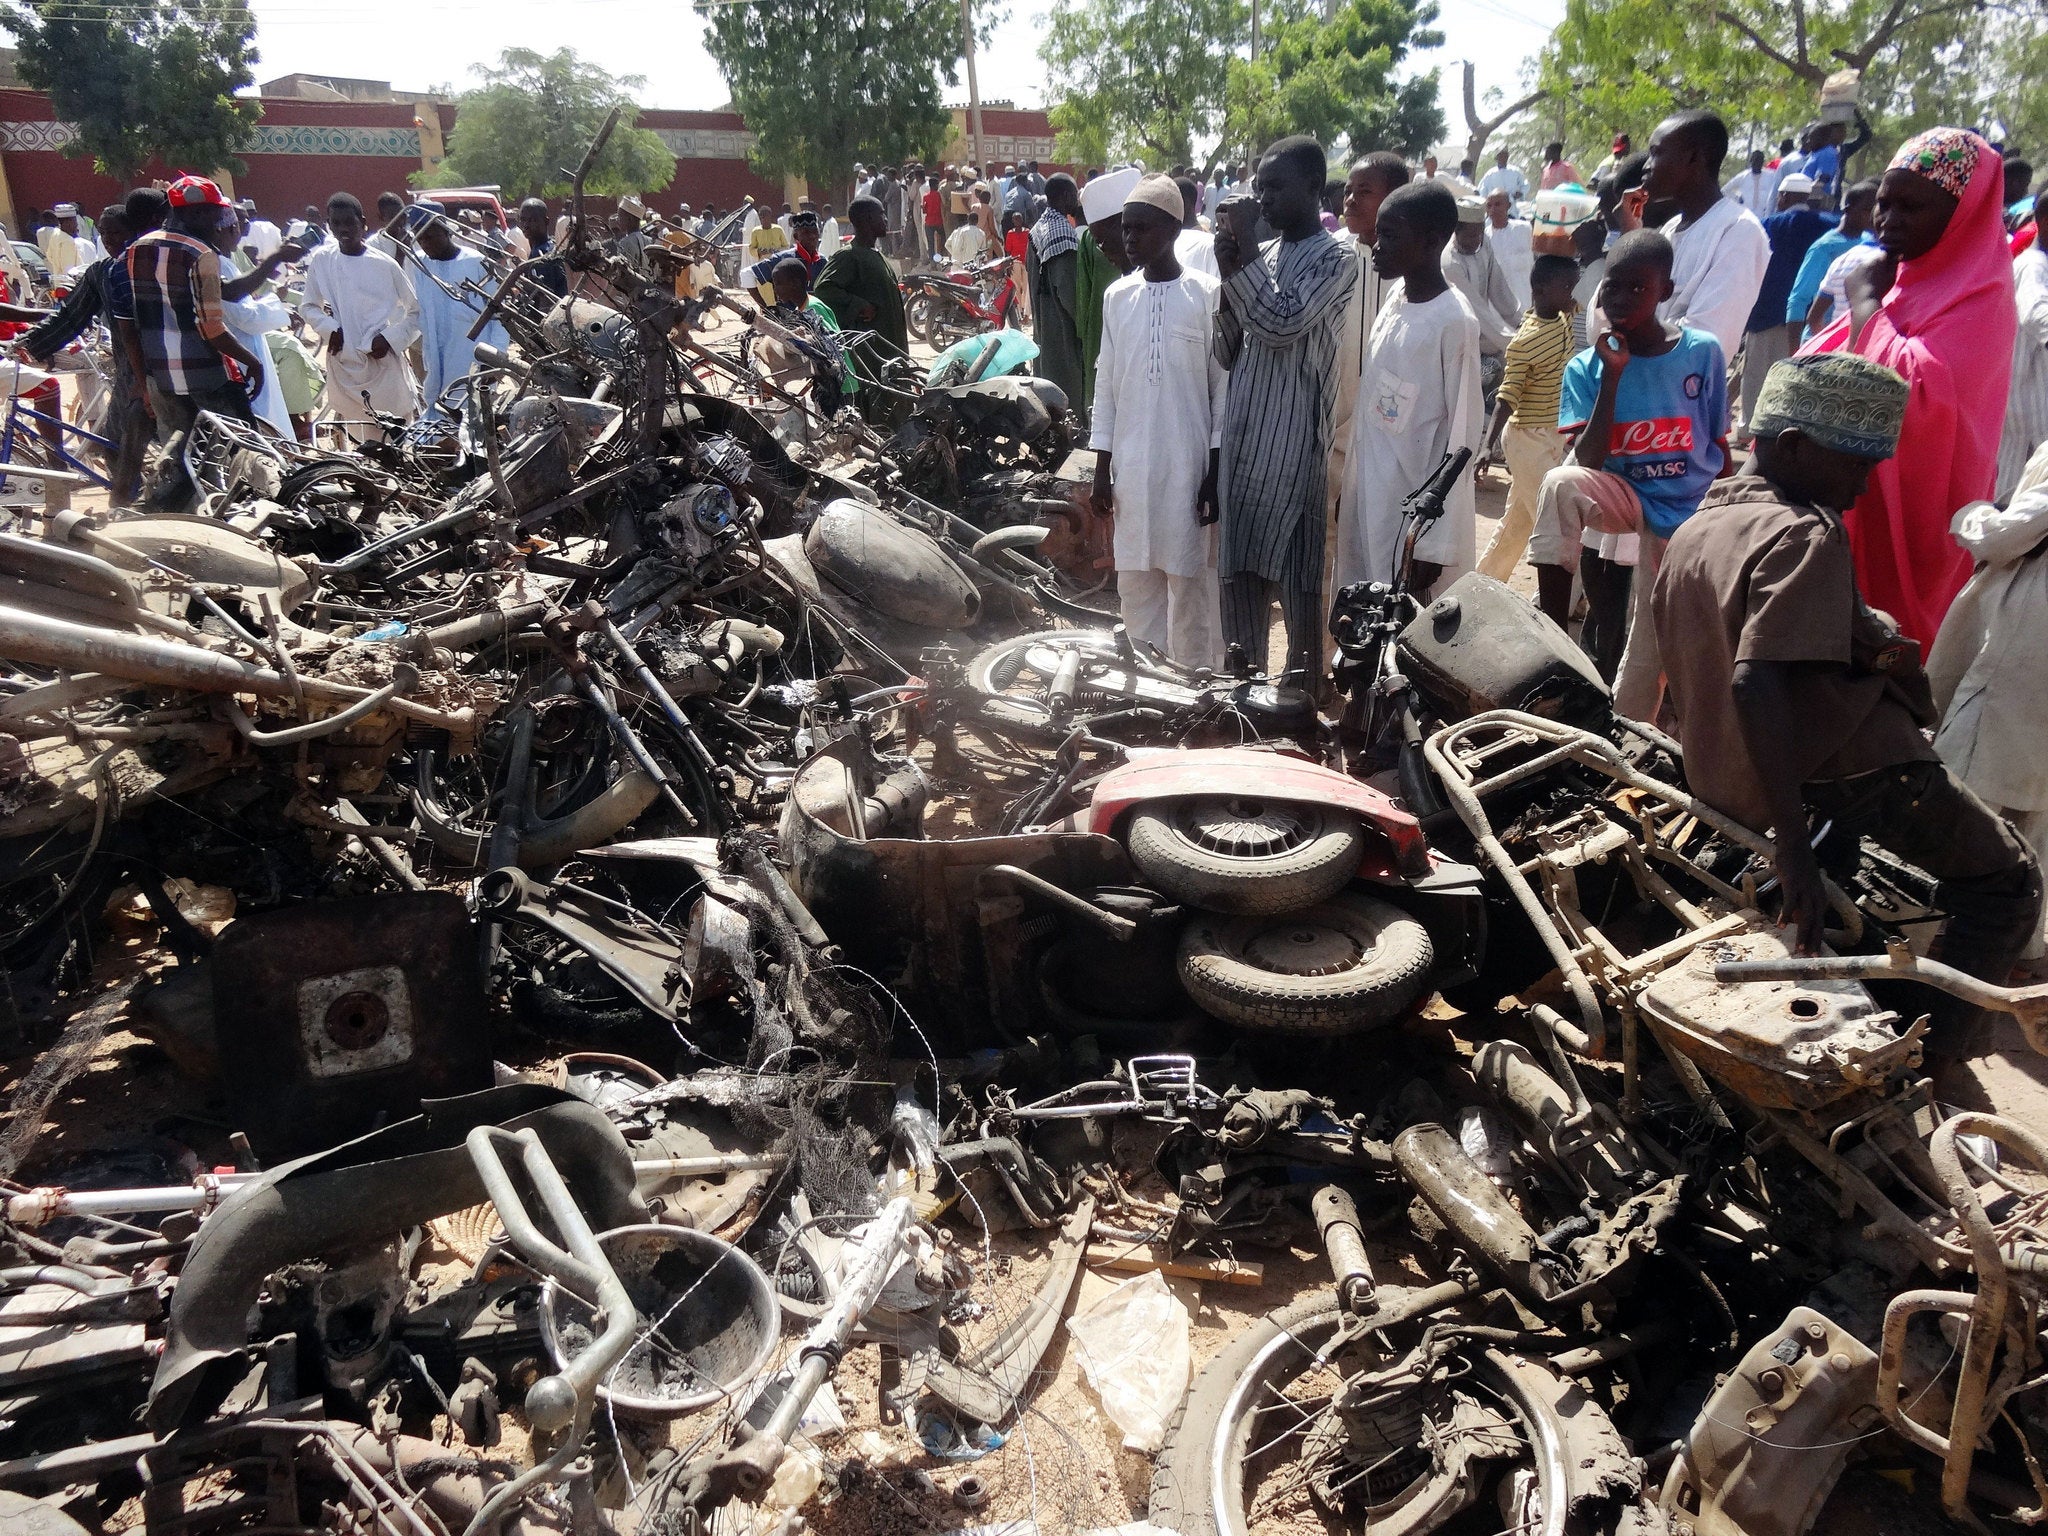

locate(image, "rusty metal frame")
(1877, 1113), (2048, 1525)
(1424, 710), (1866, 1096)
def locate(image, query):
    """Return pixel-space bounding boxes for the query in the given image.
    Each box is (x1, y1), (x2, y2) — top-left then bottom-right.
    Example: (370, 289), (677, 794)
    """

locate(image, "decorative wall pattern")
(0, 120), (421, 158)
(0, 121), (76, 153)
(655, 128), (758, 160)
(244, 124), (421, 157)
(944, 133), (1059, 162)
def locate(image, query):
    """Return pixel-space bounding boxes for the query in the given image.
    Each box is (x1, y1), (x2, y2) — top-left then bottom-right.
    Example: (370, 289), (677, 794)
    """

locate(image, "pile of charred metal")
(4, 132), (2048, 1536)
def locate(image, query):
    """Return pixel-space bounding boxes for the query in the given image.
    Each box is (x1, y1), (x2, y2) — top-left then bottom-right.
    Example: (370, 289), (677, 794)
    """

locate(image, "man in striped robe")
(1213, 136), (1356, 683)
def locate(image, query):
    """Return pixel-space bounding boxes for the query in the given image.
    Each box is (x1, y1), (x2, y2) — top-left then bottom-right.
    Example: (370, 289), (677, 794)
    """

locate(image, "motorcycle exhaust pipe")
(1048, 648), (1083, 719)
(1313, 1185), (1376, 1313)
(1393, 1122), (1561, 1307)
(0, 602), (476, 734)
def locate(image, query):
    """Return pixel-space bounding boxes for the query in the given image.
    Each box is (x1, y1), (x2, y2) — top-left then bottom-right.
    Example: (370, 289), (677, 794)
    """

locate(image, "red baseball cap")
(1612, 135), (1629, 151)
(166, 175), (228, 208)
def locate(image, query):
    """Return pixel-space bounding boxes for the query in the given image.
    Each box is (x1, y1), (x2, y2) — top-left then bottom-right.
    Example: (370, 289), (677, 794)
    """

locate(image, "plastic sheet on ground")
(1062, 1270), (1191, 1453)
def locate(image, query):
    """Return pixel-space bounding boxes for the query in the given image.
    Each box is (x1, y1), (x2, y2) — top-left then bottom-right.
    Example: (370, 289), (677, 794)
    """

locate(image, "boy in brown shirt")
(1652, 354), (2040, 1026)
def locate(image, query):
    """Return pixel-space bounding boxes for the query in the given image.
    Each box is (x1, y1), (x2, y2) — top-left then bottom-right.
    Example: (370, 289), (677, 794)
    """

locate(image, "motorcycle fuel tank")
(803, 498), (981, 629)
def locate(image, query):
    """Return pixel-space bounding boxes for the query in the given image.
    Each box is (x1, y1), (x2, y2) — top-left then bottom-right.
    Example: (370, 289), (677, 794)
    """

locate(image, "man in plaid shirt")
(125, 175), (267, 506)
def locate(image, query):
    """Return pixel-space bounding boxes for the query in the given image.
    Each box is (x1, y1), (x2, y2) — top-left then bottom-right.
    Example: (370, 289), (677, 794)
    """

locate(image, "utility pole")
(1246, 0), (1260, 168)
(959, 0), (986, 173)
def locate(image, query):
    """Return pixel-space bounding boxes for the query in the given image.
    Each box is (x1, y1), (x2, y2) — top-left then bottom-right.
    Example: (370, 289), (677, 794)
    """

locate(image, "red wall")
(0, 91), (1062, 231)
(234, 99), (430, 223)
(1, 90), (128, 221)
(0, 89), (430, 226)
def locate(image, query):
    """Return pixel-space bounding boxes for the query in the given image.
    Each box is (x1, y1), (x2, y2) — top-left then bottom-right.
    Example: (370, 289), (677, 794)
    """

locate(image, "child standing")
(1003, 211), (1032, 323)
(1527, 228), (1729, 719)
(1335, 180), (1483, 597)
(1088, 175), (1226, 665)
(1477, 253), (1580, 580)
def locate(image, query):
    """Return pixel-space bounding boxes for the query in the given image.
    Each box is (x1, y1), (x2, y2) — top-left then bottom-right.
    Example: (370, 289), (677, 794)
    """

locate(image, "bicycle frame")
(0, 393), (112, 488)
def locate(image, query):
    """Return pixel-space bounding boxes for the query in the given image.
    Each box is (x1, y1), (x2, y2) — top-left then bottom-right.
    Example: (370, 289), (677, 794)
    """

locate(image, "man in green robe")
(811, 196), (908, 423)
(1026, 174), (1086, 417)
(1074, 166), (1138, 415)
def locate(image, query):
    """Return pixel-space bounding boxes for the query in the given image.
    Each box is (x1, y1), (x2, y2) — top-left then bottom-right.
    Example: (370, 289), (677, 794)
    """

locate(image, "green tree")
(1535, 0), (2039, 164)
(2, 0), (259, 180)
(1227, 0), (1445, 161)
(698, 0), (960, 195)
(1041, 0), (1242, 169)
(428, 49), (675, 199)
(1042, 0), (1443, 174)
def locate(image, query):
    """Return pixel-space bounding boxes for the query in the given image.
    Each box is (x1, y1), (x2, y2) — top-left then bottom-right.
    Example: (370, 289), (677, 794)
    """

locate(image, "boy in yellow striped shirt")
(1477, 254), (1581, 579)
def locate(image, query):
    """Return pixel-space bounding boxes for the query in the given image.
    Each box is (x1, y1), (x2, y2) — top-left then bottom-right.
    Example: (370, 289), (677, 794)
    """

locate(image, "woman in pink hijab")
(1801, 127), (2016, 647)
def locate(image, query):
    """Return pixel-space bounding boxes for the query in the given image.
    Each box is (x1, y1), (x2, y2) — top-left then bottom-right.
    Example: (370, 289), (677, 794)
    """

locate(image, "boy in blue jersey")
(1527, 228), (1729, 717)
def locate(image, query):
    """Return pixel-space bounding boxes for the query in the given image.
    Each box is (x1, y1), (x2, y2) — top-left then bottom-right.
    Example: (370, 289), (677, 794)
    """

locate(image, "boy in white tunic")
(1088, 175), (1227, 666)
(1335, 180), (1483, 597)
(297, 191), (420, 442)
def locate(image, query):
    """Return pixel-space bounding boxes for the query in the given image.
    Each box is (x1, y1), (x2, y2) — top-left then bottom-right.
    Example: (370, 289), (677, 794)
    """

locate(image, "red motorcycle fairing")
(1076, 746), (1432, 880)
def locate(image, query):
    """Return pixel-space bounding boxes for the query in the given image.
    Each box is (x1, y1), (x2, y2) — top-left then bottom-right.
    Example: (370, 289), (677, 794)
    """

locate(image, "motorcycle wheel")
(905, 292), (937, 346)
(1127, 796), (1366, 915)
(963, 627), (1209, 729)
(1151, 1294), (1548, 1536)
(1177, 891), (1434, 1034)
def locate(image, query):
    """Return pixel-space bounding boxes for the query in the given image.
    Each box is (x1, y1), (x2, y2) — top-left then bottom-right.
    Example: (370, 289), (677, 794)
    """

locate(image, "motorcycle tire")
(1150, 1293), (1343, 1536)
(1127, 797), (1366, 915)
(962, 628), (1175, 730)
(1177, 891), (1434, 1034)
(1152, 1293), (1564, 1536)
(905, 292), (937, 346)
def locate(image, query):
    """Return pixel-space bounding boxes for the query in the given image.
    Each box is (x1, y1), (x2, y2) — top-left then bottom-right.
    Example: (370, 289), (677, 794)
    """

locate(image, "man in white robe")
(1645, 110), (1769, 360)
(1998, 242), (2048, 501)
(1325, 154), (1406, 607)
(37, 204), (100, 278)
(297, 192), (420, 441)
(1484, 190), (1534, 311)
(238, 200), (283, 265)
(1930, 439), (2048, 959)
(1172, 173), (1219, 279)
(1337, 181), (1483, 597)
(1087, 176), (1226, 666)
(409, 211), (510, 425)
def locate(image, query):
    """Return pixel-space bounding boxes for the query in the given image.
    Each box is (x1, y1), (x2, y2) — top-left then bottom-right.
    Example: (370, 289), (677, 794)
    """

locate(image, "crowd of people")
(1045, 114), (2048, 999)
(10, 104), (2048, 997)
(1, 179), (575, 507)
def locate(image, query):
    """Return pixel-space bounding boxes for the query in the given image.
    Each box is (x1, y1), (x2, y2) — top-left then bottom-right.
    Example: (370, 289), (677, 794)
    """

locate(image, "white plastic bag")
(1064, 1271), (1191, 1452)
(1457, 1105), (1518, 1188)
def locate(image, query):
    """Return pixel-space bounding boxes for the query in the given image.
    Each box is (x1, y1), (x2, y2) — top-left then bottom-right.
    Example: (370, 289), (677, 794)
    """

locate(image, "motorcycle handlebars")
(1403, 447), (1473, 527)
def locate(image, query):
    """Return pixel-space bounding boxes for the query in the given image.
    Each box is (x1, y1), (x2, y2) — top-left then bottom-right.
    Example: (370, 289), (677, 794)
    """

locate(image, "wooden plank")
(1085, 1243), (1263, 1287)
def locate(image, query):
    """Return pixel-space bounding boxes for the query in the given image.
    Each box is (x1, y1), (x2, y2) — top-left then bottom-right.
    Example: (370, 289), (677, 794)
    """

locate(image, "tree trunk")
(1461, 59), (1546, 166)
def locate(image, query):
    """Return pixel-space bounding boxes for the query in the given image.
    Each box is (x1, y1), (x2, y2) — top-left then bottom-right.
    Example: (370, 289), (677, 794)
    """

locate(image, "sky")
(241, 0), (1564, 157)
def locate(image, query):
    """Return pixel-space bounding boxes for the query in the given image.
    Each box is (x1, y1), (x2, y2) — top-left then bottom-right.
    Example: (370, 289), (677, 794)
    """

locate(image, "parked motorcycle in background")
(902, 255), (1024, 348)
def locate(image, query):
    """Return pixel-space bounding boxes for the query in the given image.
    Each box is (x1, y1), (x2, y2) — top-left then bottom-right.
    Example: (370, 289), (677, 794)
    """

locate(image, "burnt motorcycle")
(881, 372), (1080, 542)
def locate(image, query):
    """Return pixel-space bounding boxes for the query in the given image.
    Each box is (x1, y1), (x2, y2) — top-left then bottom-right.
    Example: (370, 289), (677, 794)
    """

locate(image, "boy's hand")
(1089, 464), (1114, 518)
(368, 334), (391, 360)
(1197, 465), (1219, 524)
(1594, 329), (1630, 372)
(327, 328), (345, 355)
(1773, 834), (1830, 955)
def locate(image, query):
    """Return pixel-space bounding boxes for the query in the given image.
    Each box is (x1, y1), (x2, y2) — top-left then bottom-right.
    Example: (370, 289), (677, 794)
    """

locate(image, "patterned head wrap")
(1749, 354), (1909, 460)
(1888, 128), (1981, 202)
